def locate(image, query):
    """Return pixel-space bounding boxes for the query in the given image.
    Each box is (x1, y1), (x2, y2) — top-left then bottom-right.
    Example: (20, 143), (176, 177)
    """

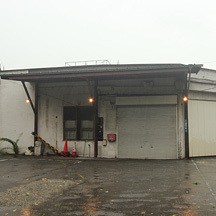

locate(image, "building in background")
(187, 68), (216, 157)
(1, 63), (214, 159)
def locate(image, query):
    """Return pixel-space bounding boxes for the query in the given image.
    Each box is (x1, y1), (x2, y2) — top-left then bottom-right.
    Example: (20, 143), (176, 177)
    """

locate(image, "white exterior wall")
(190, 68), (216, 93)
(188, 95), (216, 157)
(38, 82), (95, 157)
(98, 96), (117, 158)
(188, 68), (216, 157)
(0, 78), (34, 154)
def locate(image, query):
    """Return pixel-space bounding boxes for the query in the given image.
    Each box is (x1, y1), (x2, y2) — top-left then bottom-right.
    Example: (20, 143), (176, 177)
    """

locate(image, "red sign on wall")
(107, 134), (116, 142)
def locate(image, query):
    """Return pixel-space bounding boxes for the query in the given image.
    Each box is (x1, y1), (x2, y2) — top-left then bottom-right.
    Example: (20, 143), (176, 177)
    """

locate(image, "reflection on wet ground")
(1, 157), (216, 215)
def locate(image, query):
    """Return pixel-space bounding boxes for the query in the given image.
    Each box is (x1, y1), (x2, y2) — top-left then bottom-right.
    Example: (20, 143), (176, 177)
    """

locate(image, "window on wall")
(64, 106), (94, 140)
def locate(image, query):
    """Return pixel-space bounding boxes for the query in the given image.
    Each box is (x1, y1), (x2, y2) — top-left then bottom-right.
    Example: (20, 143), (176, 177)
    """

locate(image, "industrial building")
(1, 63), (215, 159)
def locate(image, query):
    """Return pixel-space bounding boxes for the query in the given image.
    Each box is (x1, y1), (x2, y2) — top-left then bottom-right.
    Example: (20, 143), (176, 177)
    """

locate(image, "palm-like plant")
(0, 133), (22, 155)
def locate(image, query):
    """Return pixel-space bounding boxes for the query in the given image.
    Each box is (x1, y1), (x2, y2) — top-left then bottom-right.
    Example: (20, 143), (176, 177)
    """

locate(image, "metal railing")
(65, 59), (110, 67)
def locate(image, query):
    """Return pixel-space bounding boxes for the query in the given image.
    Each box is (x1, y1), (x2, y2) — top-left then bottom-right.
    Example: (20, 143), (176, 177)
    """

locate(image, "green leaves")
(0, 133), (22, 155)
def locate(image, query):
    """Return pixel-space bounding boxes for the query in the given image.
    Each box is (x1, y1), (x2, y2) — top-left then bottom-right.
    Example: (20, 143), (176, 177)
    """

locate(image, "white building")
(188, 68), (216, 157)
(1, 63), (214, 159)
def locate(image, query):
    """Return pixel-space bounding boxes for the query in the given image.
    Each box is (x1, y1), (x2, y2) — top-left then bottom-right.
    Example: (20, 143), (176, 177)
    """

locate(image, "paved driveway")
(1, 156), (216, 216)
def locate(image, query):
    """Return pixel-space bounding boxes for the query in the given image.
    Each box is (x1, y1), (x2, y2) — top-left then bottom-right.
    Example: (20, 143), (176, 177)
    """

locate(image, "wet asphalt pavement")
(1, 156), (216, 216)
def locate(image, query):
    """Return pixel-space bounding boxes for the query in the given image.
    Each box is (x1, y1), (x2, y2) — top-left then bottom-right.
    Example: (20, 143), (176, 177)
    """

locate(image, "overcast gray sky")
(0, 0), (216, 70)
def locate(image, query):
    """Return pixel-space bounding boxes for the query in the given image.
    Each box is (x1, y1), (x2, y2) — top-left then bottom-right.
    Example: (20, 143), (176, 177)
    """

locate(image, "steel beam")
(22, 81), (35, 114)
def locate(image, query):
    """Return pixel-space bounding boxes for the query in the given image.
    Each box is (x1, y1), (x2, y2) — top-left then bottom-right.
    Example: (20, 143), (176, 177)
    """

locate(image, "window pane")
(81, 130), (93, 140)
(80, 107), (94, 121)
(64, 107), (77, 120)
(65, 131), (76, 140)
(63, 106), (94, 140)
(65, 120), (76, 129)
(81, 120), (93, 128)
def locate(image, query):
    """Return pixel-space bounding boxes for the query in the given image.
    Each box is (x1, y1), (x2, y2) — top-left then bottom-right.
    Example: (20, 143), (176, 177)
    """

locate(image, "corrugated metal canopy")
(0, 64), (202, 82)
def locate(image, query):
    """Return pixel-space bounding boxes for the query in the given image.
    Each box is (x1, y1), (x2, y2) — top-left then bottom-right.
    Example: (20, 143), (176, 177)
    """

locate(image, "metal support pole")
(184, 100), (189, 158)
(22, 81), (39, 149)
(184, 67), (191, 159)
(93, 80), (98, 158)
(34, 83), (39, 146)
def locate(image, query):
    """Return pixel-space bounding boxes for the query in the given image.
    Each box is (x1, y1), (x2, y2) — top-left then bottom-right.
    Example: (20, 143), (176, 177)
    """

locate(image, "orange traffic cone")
(71, 141), (77, 157)
(63, 139), (68, 152)
(61, 139), (70, 157)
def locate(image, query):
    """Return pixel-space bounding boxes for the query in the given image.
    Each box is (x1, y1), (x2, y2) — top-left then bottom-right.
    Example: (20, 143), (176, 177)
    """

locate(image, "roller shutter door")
(188, 100), (216, 157)
(118, 105), (177, 159)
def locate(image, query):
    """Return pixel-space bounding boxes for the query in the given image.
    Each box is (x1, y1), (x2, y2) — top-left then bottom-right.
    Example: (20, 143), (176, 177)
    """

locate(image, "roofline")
(200, 67), (216, 73)
(0, 63), (201, 73)
(0, 63), (203, 82)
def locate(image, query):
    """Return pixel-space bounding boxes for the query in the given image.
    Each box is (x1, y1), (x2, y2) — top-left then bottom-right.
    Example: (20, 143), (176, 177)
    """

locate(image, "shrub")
(0, 133), (22, 155)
